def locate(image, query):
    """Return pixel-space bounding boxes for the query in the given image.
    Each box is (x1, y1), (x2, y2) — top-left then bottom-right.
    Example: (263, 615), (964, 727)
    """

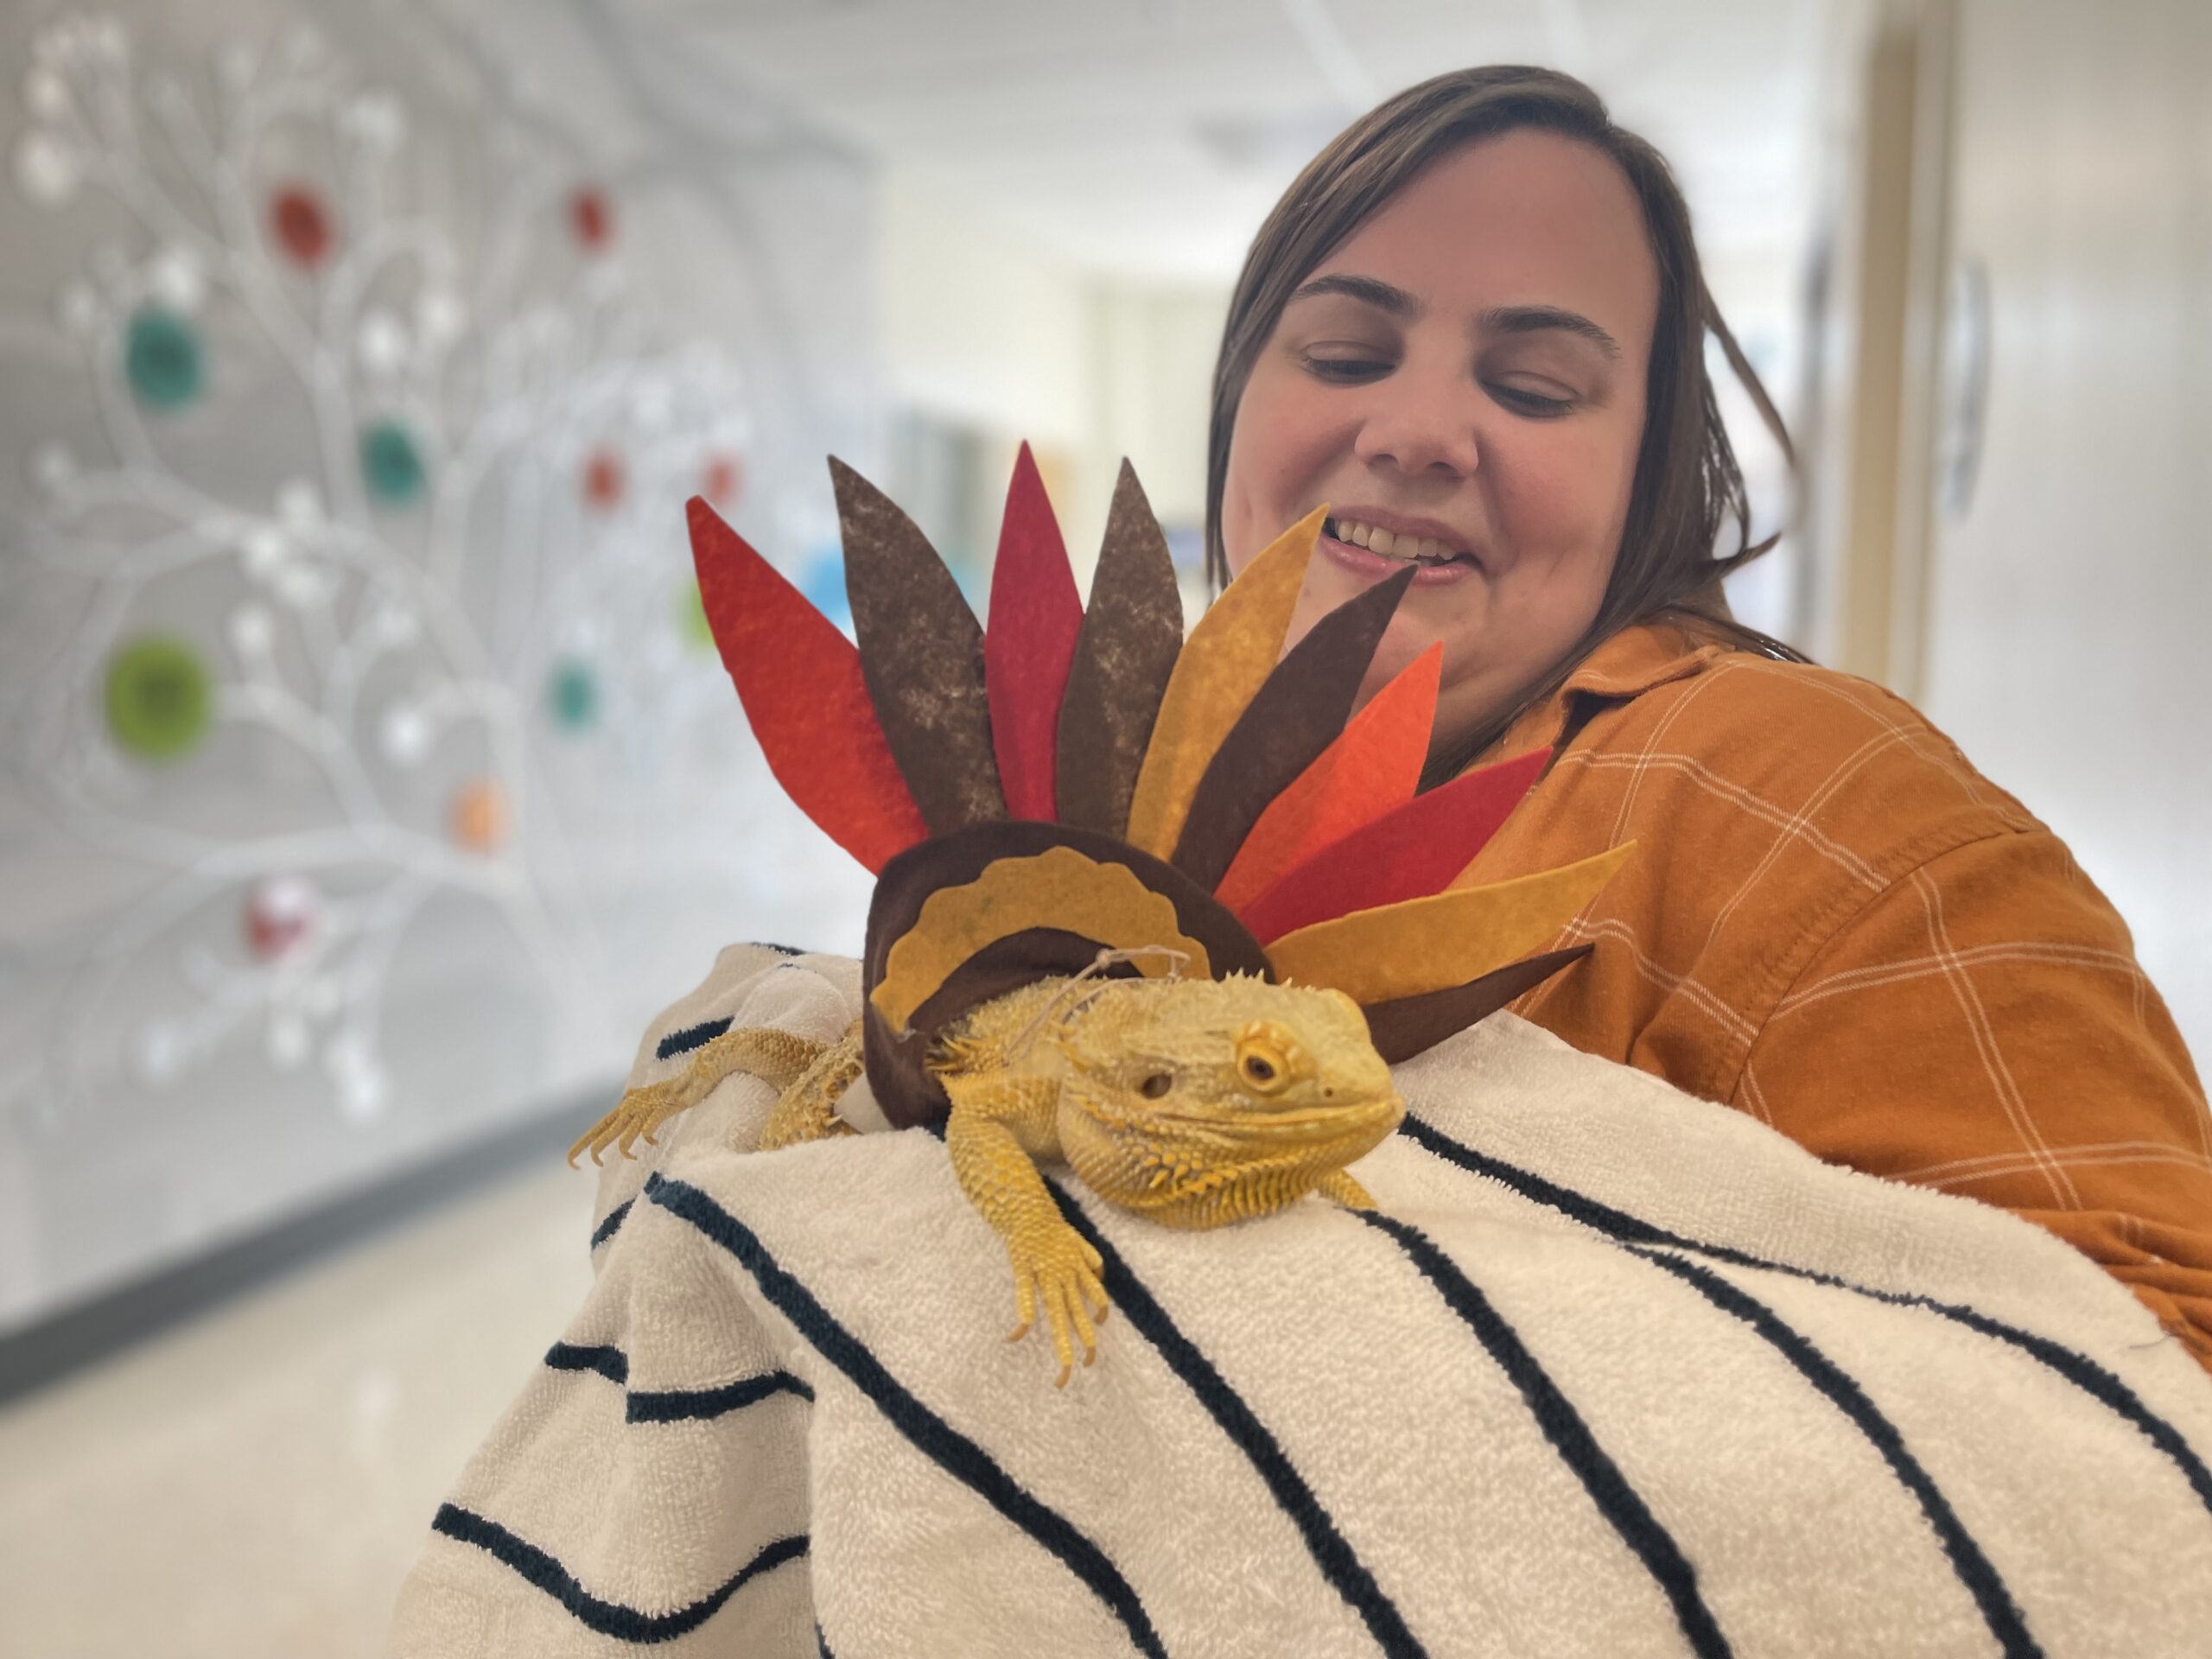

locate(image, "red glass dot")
(583, 448), (625, 510)
(270, 185), (333, 267)
(569, 187), (613, 252)
(702, 453), (744, 507)
(244, 874), (319, 962)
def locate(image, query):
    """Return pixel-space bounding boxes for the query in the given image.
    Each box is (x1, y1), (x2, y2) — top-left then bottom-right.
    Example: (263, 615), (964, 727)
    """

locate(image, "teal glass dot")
(125, 308), (204, 410)
(360, 420), (427, 506)
(546, 658), (597, 732)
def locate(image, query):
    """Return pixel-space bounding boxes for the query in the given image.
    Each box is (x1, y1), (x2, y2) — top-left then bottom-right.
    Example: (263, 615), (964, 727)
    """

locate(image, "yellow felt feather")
(1120, 506), (1323, 859)
(1264, 842), (1635, 1006)
(872, 846), (1210, 1033)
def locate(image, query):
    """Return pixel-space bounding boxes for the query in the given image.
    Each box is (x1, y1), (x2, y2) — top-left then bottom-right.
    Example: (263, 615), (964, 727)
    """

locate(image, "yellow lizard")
(573, 970), (1402, 1384)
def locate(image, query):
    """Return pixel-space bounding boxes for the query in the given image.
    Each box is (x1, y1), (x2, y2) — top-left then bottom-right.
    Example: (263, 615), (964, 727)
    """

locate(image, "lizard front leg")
(941, 1072), (1110, 1386)
(758, 1020), (865, 1150)
(569, 1026), (827, 1166)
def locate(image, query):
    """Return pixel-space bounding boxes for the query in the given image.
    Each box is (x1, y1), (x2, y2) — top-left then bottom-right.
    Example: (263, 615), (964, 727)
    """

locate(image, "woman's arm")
(1731, 825), (2212, 1370)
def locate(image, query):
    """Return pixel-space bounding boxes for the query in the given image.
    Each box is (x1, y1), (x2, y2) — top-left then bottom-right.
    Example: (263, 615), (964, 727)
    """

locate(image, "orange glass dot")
(449, 780), (508, 852)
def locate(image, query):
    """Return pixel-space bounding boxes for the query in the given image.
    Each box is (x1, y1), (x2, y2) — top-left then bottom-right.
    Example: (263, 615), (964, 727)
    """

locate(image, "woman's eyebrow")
(1287, 279), (1622, 361)
(1477, 304), (1623, 360)
(1287, 273), (1419, 317)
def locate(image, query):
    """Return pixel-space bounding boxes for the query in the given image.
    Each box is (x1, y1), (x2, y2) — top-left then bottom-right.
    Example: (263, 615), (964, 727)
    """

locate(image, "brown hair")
(1204, 66), (1802, 783)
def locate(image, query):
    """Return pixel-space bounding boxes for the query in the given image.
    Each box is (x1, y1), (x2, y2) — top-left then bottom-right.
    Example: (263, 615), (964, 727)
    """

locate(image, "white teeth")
(1331, 518), (1459, 564)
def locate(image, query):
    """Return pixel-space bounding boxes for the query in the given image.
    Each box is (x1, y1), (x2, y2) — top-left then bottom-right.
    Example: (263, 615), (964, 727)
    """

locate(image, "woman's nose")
(1351, 373), (1481, 479)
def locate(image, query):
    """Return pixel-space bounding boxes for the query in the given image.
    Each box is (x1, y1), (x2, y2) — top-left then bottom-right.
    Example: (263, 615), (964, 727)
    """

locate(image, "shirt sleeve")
(1731, 825), (2212, 1372)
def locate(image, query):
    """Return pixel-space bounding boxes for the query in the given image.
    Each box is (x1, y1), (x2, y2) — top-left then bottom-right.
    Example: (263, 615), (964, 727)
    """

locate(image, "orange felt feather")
(689, 497), (927, 874)
(1237, 745), (1551, 944)
(1214, 645), (1440, 917)
(1121, 506), (1319, 858)
(985, 443), (1083, 822)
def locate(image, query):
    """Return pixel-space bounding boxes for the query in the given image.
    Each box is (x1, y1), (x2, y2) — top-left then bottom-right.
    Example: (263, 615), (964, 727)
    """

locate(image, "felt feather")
(688, 497), (926, 874)
(861, 818), (1274, 1128)
(1055, 462), (1185, 836)
(1361, 945), (1594, 1063)
(833, 457), (1006, 835)
(1168, 564), (1415, 893)
(1237, 746), (1552, 944)
(1120, 506), (1321, 859)
(984, 443), (1083, 822)
(871, 846), (1205, 1033)
(1213, 645), (1441, 918)
(1265, 843), (1635, 1005)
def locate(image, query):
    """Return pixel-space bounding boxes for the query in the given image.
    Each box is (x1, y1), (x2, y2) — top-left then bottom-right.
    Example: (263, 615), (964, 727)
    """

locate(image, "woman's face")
(1222, 130), (1659, 757)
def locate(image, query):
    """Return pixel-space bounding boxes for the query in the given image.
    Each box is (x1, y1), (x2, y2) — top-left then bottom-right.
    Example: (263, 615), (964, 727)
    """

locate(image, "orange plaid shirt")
(1459, 620), (2212, 1370)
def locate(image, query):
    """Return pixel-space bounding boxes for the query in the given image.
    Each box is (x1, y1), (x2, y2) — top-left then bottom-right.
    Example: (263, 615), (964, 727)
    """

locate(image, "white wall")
(875, 173), (1225, 593)
(1916, 0), (2212, 1060)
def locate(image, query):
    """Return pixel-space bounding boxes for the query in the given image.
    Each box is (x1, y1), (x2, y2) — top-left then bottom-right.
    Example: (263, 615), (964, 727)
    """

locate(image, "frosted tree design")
(0, 7), (759, 1132)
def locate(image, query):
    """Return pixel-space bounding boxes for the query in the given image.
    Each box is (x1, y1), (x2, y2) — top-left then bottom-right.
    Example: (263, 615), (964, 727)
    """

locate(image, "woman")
(1208, 67), (2212, 1370)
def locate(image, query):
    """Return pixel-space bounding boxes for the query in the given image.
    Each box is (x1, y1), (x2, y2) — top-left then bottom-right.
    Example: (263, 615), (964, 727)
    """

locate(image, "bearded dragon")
(572, 971), (1402, 1384)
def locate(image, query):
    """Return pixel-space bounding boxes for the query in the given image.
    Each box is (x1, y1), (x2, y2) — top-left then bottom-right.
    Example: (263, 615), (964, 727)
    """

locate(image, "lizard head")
(1051, 974), (1403, 1229)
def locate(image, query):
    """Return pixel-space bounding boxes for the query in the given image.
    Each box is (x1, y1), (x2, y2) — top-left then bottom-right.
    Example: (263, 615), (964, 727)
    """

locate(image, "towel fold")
(391, 944), (2212, 1657)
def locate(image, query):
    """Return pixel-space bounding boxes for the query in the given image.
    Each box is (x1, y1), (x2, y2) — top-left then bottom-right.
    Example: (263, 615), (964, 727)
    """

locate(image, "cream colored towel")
(391, 944), (2212, 1657)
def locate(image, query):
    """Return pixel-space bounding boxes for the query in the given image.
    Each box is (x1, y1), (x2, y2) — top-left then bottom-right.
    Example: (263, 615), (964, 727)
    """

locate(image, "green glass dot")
(105, 635), (212, 761)
(125, 308), (204, 410)
(678, 581), (715, 652)
(360, 420), (427, 506)
(546, 658), (597, 731)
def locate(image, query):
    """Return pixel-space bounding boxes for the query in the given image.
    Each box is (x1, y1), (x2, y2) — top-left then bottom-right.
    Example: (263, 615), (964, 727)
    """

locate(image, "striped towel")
(391, 944), (2212, 1657)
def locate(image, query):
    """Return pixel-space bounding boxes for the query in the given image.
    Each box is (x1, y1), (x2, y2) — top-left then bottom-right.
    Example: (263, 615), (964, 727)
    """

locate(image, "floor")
(0, 1158), (596, 1659)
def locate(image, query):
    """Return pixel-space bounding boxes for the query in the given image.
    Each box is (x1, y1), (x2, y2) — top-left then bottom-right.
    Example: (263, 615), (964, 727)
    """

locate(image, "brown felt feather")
(1055, 461), (1185, 836)
(1170, 563), (1415, 893)
(1361, 946), (1593, 1064)
(833, 457), (1006, 834)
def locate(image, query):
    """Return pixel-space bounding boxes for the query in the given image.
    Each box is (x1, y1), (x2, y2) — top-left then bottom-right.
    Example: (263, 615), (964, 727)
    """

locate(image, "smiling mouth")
(1324, 516), (1472, 568)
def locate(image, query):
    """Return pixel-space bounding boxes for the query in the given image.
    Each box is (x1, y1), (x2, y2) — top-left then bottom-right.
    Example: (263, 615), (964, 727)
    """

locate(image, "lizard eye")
(1139, 1071), (1173, 1099)
(1234, 1025), (1297, 1096)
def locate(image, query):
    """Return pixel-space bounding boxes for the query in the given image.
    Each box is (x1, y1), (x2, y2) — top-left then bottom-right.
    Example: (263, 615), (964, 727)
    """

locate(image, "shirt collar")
(1494, 619), (1728, 758)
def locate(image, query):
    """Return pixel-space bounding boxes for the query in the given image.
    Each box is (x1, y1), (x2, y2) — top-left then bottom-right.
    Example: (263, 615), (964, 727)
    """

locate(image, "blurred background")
(0, 0), (2204, 1650)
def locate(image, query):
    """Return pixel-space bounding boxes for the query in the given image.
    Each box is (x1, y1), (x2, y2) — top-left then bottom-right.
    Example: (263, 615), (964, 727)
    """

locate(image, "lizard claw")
(1003, 1222), (1109, 1384)
(567, 1080), (681, 1167)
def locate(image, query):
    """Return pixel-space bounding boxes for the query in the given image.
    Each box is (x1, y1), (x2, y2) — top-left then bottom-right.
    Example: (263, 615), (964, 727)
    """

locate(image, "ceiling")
(632, 0), (1856, 283)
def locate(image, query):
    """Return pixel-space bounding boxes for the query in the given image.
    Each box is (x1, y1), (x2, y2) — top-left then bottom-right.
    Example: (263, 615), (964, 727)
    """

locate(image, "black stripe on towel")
(630, 1370), (816, 1423)
(432, 1504), (805, 1640)
(545, 1342), (628, 1385)
(543, 1337), (810, 1425)
(1047, 1181), (1428, 1659)
(1356, 1209), (1733, 1659)
(658, 1017), (734, 1061)
(645, 1173), (1168, 1659)
(1397, 1115), (2212, 1520)
(591, 1199), (633, 1251)
(1632, 1248), (2043, 1658)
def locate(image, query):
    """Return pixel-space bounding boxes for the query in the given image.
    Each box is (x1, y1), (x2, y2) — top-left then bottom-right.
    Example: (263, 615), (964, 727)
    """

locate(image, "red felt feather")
(1236, 745), (1552, 945)
(1214, 645), (1440, 918)
(984, 443), (1084, 821)
(689, 497), (927, 874)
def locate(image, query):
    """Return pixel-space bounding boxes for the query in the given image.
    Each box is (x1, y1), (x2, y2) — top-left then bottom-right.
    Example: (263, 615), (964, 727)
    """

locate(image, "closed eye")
(1302, 353), (1394, 384)
(1488, 381), (1576, 417)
